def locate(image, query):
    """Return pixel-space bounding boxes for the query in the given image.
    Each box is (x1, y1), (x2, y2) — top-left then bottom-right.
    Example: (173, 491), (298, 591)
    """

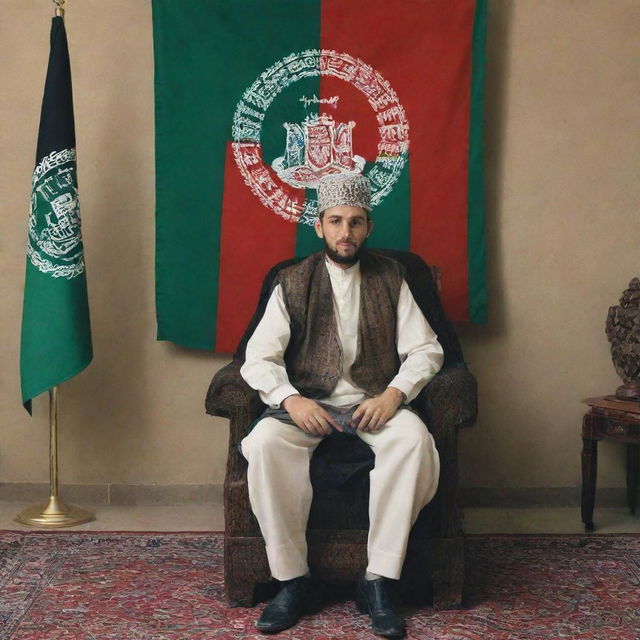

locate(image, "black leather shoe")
(356, 576), (406, 638)
(255, 576), (311, 634)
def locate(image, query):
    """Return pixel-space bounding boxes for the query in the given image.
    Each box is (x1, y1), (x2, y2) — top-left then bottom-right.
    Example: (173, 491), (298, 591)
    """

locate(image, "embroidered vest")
(276, 250), (404, 399)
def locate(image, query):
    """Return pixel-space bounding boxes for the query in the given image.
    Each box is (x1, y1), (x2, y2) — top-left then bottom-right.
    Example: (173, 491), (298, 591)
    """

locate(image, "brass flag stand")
(16, 386), (94, 527)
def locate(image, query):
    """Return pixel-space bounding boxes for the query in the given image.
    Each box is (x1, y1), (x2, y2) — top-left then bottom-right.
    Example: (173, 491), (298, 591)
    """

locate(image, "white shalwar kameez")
(240, 259), (444, 581)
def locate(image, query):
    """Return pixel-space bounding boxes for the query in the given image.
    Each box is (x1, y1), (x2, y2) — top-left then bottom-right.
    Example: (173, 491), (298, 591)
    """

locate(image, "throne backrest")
(233, 249), (465, 368)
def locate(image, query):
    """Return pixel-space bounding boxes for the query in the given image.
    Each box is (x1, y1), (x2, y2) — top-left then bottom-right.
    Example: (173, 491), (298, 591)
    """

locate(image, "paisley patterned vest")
(276, 250), (404, 399)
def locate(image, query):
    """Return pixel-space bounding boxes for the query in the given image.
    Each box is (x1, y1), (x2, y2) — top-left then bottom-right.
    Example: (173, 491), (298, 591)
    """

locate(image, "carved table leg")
(581, 436), (598, 532)
(627, 444), (639, 516)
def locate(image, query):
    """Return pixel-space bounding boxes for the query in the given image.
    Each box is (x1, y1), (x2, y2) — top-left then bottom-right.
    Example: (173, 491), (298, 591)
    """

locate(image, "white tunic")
(240, 258), (444, 408)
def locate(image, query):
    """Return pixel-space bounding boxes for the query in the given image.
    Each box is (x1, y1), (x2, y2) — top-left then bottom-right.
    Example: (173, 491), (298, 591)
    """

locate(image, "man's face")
(314, 205), (373, 267)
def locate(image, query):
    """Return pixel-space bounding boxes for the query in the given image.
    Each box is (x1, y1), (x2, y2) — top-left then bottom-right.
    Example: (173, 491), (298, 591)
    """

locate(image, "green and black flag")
(20, 16), (92, 412)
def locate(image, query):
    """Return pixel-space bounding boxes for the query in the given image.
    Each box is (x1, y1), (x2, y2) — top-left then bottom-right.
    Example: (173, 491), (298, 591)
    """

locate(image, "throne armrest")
(205, 360), (265, 446)
(411, 365), (478, 439)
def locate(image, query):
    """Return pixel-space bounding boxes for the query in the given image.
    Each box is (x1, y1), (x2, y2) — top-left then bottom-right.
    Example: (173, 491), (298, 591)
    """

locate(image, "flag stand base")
(16, 387), (94, 528)
(16, 495), (94, 528)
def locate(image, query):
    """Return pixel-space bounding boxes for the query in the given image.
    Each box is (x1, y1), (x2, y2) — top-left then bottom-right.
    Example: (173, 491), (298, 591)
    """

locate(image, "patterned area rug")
(0, 531), (638, 640)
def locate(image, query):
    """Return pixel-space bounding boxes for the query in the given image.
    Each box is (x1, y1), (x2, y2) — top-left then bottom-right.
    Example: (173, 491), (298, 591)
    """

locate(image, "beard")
(323, 238), (366, 265)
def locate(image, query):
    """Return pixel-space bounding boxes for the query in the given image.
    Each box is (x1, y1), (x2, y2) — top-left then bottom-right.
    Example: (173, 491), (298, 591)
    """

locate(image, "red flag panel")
(216, 143), (298, 352)
(320, 0), (474, 321)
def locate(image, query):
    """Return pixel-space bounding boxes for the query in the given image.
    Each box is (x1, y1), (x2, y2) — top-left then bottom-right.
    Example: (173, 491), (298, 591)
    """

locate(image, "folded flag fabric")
(153, 0), (488, 352)
(20, 16), (92, 411)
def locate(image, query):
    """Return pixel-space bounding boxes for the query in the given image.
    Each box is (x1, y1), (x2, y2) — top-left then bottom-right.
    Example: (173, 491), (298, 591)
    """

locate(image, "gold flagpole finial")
(53, 0), (65, 18)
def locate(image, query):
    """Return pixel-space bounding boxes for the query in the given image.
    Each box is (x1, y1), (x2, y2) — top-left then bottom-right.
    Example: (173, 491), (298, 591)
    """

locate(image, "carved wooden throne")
(205, 250), (477, 609)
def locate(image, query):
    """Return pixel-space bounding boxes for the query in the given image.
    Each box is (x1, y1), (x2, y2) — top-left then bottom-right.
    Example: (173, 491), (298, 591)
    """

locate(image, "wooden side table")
(581, 395), (640, 531)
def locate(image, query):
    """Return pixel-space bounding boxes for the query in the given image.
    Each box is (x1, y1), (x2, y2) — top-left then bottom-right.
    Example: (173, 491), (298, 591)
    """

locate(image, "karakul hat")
(317, 173), (372, 214)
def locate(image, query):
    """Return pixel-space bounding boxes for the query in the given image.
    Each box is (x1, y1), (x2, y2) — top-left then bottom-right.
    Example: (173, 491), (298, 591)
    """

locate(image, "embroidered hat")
(317, 173), (372, 214)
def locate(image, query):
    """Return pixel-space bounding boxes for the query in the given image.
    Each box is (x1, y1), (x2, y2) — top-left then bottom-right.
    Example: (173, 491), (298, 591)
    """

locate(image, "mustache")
(323, 237), (367, 265)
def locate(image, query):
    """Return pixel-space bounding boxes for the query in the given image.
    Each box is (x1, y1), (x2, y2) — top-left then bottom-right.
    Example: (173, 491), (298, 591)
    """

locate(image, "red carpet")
(0, 531), (638, 639)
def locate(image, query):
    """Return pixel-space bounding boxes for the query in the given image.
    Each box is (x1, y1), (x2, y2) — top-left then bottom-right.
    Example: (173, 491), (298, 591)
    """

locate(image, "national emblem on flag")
(20, 15), (92, 411)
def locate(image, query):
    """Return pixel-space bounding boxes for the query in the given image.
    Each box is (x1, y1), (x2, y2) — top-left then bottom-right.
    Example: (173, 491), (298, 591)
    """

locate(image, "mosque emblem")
(272, 113), (365, 188)
(28, 148), (85, 279)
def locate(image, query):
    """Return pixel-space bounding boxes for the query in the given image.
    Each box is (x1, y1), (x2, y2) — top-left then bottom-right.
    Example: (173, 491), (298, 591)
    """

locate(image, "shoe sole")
(255, 622), (297, 634)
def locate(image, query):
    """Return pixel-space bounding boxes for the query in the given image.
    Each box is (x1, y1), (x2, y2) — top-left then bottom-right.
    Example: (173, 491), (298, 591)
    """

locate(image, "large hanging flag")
(152, 0), (487, 352)
(20, 16), (92, 412)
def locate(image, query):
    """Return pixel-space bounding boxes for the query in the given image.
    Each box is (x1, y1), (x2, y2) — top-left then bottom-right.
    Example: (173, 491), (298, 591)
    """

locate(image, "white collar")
(325, 257), (360, 279)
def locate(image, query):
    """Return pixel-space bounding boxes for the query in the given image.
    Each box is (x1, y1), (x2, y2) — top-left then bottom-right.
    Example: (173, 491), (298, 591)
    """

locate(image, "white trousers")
(240, 408), (440, 581)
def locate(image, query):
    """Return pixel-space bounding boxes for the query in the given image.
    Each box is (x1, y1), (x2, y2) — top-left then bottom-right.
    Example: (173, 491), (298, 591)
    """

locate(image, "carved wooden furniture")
(606, 278), (640, 401)
(581, 395), (640, 531)
(205, 250), (477, 609)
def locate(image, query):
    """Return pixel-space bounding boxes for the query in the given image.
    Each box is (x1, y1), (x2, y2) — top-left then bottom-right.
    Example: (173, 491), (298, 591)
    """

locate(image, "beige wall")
(1, 1), (638, 496)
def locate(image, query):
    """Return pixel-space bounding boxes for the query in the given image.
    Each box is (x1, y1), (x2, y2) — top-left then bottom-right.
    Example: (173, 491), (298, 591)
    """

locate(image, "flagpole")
(16, 0), (94, 528)
(17, 386), (95, 527)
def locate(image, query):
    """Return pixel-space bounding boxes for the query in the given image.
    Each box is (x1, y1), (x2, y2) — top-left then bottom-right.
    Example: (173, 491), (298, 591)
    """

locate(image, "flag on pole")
(152, 0), (488, 352)
(20, 16), (92, 412)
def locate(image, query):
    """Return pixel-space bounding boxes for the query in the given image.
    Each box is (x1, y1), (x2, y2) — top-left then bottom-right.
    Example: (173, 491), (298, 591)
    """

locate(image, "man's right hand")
(282, 395), (343, 436)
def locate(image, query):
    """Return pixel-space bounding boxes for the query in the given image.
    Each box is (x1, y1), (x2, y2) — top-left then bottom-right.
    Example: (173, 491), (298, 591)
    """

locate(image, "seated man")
(240, 173), (444, 637)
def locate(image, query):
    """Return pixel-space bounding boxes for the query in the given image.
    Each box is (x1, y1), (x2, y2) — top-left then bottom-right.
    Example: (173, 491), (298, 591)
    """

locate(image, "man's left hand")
(352, 387), (405, 432)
